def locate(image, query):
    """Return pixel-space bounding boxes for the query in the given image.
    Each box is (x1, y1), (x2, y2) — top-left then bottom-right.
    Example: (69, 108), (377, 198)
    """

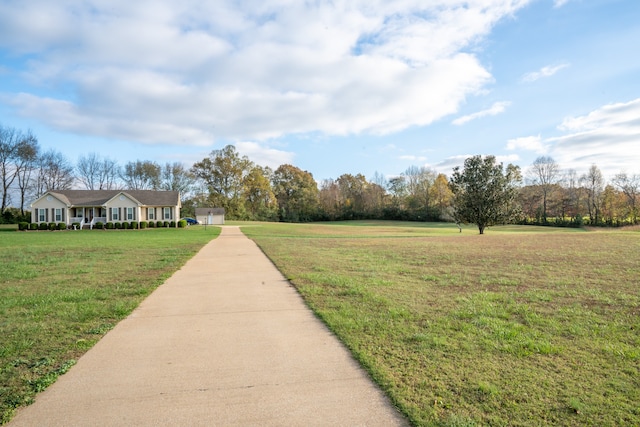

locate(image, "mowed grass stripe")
(242, 221), (640, 427)
(0, 227), (219, 424)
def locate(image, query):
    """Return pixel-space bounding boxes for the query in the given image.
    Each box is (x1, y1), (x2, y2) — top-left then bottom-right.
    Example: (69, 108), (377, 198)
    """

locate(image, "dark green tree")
(191, 145), (253, 219)
(449, 155), (521, 234)
(272, 164), (318, 222)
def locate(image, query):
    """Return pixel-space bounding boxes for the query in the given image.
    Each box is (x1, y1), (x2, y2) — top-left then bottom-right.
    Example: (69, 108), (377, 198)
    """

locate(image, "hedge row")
(19, 220), (187, 230)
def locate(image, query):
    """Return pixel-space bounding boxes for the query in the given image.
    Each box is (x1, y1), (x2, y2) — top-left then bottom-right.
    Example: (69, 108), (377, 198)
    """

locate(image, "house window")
(38, 209), (46, 222)
(148, 208), (155, 220)
(127, 207), (134, 220)
(55, 208), (62, 222)
(111, 207), (119, 221)
(163, 207), (171, 220)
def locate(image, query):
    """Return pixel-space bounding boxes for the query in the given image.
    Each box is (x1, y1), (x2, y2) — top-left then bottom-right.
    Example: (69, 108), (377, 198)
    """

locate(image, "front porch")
(70, 207), (107, 229)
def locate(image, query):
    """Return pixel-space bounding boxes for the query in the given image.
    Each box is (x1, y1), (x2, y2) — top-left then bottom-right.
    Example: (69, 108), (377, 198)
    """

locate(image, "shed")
(195, 208), (225, 225)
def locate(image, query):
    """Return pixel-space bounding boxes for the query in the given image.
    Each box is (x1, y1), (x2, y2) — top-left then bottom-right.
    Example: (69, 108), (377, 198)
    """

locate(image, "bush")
(57, 223), (67, 230)
(122, 221), (130, 229)
(94, 221), (104, 229)
(115, 222), (122, 229)
(72, 222), (81, 230)
(140, 221), (148, 229)
(163, 221), (170, 228)
(29, 223), (38, 230)
(48, 222), (57, 231)
(169, 221), (176, 228)
(106, 222), (114, 229)
(38, 223), (48, 231)
(156, 221), (163, 228)
(178, 219), (187, 228)
(18, 222), (29, 231)
(147, 221), (154, 228)
(130, 221), (138, 229)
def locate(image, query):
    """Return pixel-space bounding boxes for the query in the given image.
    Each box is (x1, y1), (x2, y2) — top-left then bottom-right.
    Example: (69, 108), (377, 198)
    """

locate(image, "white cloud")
(0, 0), (532, 146)
(452, 101), (511, 125)
(521, 63), (569, 82)
(553, 0), (571, 8)
(235, 141), (295, 169)
(508, 98), (640, 178)
(506, 135), (547, 153)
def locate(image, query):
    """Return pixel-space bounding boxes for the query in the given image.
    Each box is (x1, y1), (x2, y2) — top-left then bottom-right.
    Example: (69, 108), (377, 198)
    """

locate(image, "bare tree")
(160, 162), (195, 196)
(77, 153), (121, 190)
(581, 164), (604, 225)
(34, 150), (75, 195)
(0, 125), (40, 211)
(121, 160), (161, 190)
(528, 156), (560, 222)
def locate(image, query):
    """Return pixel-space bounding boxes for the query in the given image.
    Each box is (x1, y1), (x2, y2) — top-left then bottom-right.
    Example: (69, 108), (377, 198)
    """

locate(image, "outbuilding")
(195, 207), (225, 225)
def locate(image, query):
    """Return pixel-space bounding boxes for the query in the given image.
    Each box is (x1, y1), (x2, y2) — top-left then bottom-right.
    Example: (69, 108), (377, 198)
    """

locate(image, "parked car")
(182, 217), (200, 225)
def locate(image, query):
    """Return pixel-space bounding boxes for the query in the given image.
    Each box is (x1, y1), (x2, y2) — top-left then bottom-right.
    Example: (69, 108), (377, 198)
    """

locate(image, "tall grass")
(0, 227), (219, 424)
(243, 221), (640, 426)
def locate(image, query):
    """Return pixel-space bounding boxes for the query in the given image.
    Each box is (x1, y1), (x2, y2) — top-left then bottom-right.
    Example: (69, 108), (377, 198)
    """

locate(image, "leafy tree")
(243, 165), (277, 220)
(272, 164), (318, 222)
(403, 166), (437, 219)
(191, 145), (253, 218)
(430, 173), (454, 220)
(612, 171), (640, 224)
(449, 155), (521, 234)
(13, 132), (39, 215)
(318, 178), (341, 220)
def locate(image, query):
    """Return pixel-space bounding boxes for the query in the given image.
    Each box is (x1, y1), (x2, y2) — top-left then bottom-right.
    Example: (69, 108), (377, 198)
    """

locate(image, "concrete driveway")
(9, 226), (407, 426)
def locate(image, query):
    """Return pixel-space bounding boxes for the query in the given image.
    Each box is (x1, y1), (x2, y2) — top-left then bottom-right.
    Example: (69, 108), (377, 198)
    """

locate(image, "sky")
(1, 0), (639, 185)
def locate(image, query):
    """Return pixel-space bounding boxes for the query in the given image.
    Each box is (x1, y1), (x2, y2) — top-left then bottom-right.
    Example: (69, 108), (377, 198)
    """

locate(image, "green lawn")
(0, 227), (219, 424)
(242, 221), (640, 426)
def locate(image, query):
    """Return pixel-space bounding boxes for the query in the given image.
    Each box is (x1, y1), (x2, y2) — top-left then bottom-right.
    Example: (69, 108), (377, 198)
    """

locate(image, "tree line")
(2, 124), (638, 229)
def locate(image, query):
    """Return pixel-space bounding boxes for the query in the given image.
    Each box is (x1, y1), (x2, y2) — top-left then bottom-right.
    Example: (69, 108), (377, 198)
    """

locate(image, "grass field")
(0, 227), (219, 424)
(242, 221), (640, 426)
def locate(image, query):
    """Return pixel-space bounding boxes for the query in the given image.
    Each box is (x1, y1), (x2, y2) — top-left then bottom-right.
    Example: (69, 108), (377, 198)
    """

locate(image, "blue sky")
(1, 0), (638, 184)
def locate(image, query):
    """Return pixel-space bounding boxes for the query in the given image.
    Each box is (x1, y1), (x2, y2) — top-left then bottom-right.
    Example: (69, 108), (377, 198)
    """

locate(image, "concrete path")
(9, 226), (407, 426)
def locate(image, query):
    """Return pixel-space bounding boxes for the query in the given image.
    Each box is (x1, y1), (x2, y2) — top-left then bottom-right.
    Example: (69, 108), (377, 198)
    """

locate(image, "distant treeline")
(2, 124), (638, 227)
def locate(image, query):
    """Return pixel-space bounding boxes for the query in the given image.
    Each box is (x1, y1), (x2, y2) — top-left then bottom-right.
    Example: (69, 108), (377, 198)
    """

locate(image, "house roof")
(46, 190), (180, 207)
(195, 207), (225, 216)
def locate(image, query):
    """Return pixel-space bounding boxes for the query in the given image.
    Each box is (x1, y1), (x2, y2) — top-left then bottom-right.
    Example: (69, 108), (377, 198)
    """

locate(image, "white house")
(31, 190), (181, 228)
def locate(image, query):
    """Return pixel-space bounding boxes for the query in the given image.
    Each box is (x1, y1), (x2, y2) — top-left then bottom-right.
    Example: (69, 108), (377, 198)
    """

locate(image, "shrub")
(140, 221), (148, 229)
(39, 223), (48, 230)
(94, 222), (104, 229)
(178, 219), (187, 228)
(115, 222), (122, 229)
(130, 221), (138, 229)
(29, 223), (38, 230)
(163, 221), (170, 228)
(106, 222), (114, 229)
(72, 222), (81, 230)
(122, 221), (130, 229)
(156, 221), (163, 228)
(169, 221), (176, 228)
(18, 222), (29, 230)
(48, 222), (57, 231)
(147, 221), (154, 228)
(57, 223), (67, 230)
